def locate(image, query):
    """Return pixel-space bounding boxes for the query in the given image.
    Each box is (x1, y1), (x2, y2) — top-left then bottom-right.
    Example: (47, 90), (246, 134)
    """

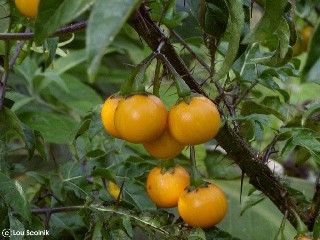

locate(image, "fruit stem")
(119, 52), (158, 96)
(189, 146), (204, 187)
(153, 59), (162, 97)
(158, 53), (191, 100)
(160, 159), (176, 174)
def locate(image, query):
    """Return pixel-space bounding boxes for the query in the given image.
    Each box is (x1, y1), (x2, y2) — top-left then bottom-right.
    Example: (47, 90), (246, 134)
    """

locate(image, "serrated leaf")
(0, 172), (30, 221)
(302, 19), (320, 83)
(86, 0), (142, 82)
(35, 0), (94, 43)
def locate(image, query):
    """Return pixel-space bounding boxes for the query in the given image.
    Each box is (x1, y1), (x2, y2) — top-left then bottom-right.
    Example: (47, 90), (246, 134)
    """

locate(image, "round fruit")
(178, 183), (227, 228)
(15, 0), (40, 19)
(143, 128), (185, 160)
(114, 94), (167, 143)
(168, 96), (220, 145)
(294, 237), (311, 240)
(101, 95), (123, 139)
(146, 166), (190, 208)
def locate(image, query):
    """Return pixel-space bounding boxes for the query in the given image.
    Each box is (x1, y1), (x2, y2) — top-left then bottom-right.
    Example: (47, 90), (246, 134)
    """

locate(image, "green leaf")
(313, 214), (320, 239)
(35, 0), (94, 43)
(86, 0), (142, 82)
(302, 19), (320, 83)
(54, 49), (87, 75)
(241, 101), (286, 122)
(240, 189), (266, 216)
(205, 151), (242, 180)
(0, 172), (30, 221)
(21, 123), (36, 161)
(123, 179), (156, 211)
(21, 112), (78, 144)
(212, 0), (244, 81)
(253, 17), (293, 67)
(204, 0), (229, 38)
(242, 0), (288, 44)
(9, 215), (25, 240)
(0, 107), (25, 140)
(44, 37), (59, 68)
(301, 102), (320, 126)
(90, 168), (116, 182)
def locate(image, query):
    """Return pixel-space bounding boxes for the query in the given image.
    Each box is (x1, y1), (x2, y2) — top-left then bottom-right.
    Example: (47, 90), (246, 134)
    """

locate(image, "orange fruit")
(146, 165), (190, 208)
(114, 94), (167, 143)
(168, 96), (220, 145)
(101, 95), (123, 139)
(178, 183), (228, 228)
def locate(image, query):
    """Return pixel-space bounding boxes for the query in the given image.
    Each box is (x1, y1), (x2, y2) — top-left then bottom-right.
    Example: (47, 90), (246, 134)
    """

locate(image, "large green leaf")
(0, 172), (30, 221)
(212, 0), (244, 81)
(21, 112), (78, 144)
(86, 0), (142, 82)
(242, 0), (288, 44)
(0, 107), (25, 140)
(35, 0), (94, 43)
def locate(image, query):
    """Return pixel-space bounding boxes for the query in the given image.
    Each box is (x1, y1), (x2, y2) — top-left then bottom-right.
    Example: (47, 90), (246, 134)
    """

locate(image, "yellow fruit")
(114, 94), (167, 143)
(168, 96), (220, 145)
(15, 0), (40, 19)
(143, 128), (185, 160)
(146, 166), (190, 208)
(178, 183), (228, 228)
(101, 95), (123, 139)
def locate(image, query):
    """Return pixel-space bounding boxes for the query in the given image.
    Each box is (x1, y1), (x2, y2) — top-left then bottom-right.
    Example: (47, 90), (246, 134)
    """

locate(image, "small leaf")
(86, 0), (142, 82)
(0, 172), (30, 221)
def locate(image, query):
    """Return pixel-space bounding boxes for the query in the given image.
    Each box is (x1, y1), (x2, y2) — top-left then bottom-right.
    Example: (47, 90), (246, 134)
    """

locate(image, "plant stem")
(0, 21), (87, 40)
(189, 146), (204, 187)
(153, 59), (161, 97)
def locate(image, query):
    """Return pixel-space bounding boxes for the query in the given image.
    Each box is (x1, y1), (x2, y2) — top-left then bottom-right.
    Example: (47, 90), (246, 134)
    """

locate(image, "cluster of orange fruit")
(101, 93), (227, 228)
(101, 93), (221, 159)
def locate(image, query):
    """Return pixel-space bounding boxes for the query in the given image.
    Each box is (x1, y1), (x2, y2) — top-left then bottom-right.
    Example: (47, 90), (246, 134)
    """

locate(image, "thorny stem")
(129, 4), (312, 230)
(233, 79), (259, 107)
(0, 21), (87, 40)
